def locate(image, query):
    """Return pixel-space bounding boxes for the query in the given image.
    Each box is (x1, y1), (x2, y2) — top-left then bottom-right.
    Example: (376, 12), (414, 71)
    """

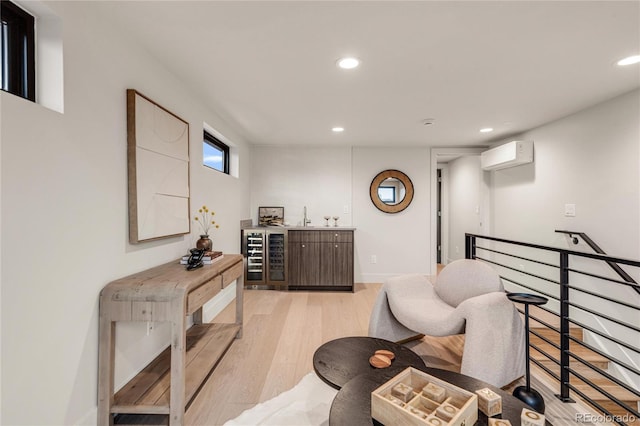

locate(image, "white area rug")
(223, 370), (611, 426)
(223, 373), (338, 426)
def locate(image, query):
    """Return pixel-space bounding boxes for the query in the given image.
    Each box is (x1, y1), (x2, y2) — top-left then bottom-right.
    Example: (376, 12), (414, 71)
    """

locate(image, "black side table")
(507, 292), (549, 414)
(313, 336), (426, 390)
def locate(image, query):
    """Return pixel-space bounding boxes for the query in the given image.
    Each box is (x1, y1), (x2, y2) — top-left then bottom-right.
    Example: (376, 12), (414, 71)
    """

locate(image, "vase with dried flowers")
(193, 205), (219, 251)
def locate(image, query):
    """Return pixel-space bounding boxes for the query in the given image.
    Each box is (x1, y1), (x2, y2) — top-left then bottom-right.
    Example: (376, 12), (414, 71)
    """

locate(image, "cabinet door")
(333, 242), (354, 286)
(319, 231), (353, 243)
(319, 242), (335, 285)
(289, 231), (320, 243)
(289, 241), (320, 286)
(288, 241), (302, 285)
(321, 242), (353, 286)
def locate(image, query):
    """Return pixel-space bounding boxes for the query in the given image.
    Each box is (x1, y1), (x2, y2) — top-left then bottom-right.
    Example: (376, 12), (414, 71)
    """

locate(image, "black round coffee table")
(329, 366), (553, 426)
(313, 336), (426, 390)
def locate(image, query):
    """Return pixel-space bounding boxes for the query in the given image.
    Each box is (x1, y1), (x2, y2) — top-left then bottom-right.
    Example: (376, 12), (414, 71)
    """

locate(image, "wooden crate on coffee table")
(371, 367), (478, 426)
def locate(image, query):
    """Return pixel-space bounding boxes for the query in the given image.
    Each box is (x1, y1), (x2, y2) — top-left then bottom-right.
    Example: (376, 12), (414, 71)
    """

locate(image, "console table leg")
(236, 276), (244, 338)
(169, 301), (187, 425)
(97, 315), (115, 426)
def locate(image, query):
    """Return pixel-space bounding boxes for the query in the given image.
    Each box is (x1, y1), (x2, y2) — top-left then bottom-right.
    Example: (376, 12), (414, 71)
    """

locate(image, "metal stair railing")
(555, 230), (639, 294)
(465, 233), (640, 425)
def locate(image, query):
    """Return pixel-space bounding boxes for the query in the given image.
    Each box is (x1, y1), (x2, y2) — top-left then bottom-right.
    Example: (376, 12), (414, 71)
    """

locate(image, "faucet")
(303, 206), (311, 227)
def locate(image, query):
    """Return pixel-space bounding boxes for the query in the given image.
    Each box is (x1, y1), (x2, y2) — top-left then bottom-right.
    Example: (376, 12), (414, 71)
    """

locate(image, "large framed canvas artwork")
(127, 89), (190, 243)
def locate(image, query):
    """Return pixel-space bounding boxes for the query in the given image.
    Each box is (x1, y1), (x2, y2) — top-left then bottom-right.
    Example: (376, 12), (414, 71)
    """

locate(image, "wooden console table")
(97, 254), (243, 425)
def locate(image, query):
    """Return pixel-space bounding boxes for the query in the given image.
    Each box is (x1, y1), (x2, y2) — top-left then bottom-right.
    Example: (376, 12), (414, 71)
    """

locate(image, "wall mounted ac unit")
(481, 140), (534, 171)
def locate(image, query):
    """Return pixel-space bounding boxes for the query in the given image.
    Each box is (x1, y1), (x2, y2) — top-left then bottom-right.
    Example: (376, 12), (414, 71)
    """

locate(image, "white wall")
(352, 147), (431, 281)
(0, 78), (3, 423)
(0, 3), (250, 425)
(490, 89), (639, 262)
(447, 155), (484, 263)
(250, 146), (352, 227)
(249, 146), (432, 282)
(488, 89), (640, 387)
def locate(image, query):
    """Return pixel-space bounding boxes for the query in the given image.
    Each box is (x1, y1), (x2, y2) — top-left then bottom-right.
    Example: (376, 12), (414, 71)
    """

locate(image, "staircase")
(528, 313), (639, 423)
(465, 232), (640, 425)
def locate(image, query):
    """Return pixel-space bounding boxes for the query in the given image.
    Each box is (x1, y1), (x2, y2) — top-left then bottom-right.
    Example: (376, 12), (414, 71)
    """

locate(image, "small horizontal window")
(1, 0), (35, 101)
(378, 186), (396, 203)
(203, 130), (229, 174)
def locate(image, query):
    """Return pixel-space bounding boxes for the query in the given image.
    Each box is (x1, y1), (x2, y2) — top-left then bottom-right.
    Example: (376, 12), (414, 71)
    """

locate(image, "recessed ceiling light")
(337, 57), (360, 69)
(480, 128), (494, 133)
(617, 55), (640, 66)
(332, 127), (345, 132)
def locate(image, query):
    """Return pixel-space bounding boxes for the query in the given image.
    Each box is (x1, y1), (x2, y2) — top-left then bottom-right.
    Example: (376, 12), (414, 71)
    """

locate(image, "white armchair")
(368, 259), (525, 387)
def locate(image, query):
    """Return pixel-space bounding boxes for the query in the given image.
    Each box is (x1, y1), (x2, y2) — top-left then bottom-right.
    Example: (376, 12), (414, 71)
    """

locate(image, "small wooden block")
(391, 382), (414, 402)
(422, 382), (446, 403)
(475, 387), (502, 416)
(369, 354), (391, 368)
(385, 394), (406, 407)
(489, 419), (512, 426)
(435, 402), (459, 421)
(408, 406), (428, 419)
(425, 415), (446, 426)
(521, 408), (545, 426)
(375, 349), (395, 360)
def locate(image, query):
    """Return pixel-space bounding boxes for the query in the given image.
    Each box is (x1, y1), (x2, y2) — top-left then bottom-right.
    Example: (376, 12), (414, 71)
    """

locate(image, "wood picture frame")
(259, 206), (284, 226)
(127, 89), (191, 243)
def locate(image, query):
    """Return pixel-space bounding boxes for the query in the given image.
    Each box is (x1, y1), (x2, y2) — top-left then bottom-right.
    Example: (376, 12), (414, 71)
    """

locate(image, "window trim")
(203, 130), (230, 174)
(1, 0), (35, 101)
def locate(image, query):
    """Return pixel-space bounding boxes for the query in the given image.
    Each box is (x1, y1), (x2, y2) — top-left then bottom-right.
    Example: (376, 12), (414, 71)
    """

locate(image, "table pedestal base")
(513, 385), (546, 414)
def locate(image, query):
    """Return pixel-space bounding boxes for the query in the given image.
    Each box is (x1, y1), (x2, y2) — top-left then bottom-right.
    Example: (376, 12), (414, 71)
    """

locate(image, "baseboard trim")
(359, 272), (430, 283)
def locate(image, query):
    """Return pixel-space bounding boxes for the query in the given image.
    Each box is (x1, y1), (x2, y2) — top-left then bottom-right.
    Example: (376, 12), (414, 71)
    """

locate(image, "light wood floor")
(120, 283), (615, 425)
(186, 284), (381, 425)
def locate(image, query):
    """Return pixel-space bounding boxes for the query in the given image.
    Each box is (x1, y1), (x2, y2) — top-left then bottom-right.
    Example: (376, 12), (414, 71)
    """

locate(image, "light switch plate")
(564, 204), (576, 217)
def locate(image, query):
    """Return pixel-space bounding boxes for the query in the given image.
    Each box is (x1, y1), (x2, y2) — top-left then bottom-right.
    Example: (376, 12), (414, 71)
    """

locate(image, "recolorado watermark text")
(576, 413), (636, 423)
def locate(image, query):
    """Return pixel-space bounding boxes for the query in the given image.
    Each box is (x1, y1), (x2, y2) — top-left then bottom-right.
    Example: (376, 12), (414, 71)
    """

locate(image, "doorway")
(430, 147), (487, 274)
(435, 164), (449, 269)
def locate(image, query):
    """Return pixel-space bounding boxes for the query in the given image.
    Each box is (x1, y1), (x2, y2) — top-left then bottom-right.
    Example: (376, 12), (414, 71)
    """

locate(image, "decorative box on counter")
(371, 367), (478, 426)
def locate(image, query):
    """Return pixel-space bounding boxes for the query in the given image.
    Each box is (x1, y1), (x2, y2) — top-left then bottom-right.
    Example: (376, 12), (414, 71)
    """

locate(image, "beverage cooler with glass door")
(241, 228), (288, 289)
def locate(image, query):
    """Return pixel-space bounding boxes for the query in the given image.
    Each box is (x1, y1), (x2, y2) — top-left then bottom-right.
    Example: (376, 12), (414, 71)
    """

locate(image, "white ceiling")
(98, 1), (640, 147)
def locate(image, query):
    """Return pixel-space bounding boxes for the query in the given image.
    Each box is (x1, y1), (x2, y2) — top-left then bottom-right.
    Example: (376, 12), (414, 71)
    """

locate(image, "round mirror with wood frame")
(370, 169), (414, 213)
